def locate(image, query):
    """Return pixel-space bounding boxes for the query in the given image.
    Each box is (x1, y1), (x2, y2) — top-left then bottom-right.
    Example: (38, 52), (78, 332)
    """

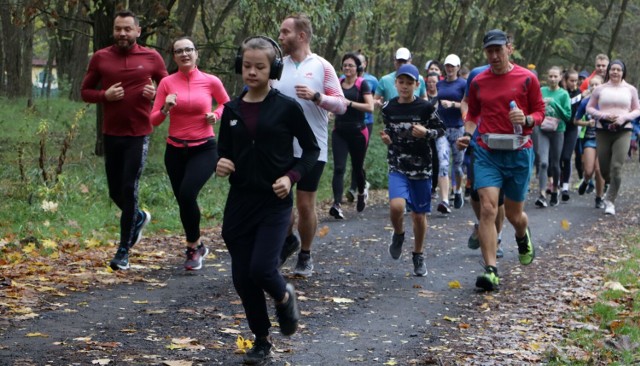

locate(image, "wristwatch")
(525, 115), (534, 127)
(312, 92), (321, 102)
(463, 132), (473, 138)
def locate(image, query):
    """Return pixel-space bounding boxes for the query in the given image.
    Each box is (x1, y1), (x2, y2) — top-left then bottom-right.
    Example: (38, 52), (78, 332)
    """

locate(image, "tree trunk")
(580, 0), (614, 71)
(89, 0), (117, 156)
(0, 1), (36, 99)
(607, 0), (628, 57)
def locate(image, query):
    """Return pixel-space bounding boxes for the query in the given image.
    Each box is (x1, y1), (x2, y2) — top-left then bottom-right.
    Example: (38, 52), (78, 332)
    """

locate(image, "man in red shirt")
(457, 29), (545, 291)
(579, 54), (609, 93)
(81, 10), (168, 271)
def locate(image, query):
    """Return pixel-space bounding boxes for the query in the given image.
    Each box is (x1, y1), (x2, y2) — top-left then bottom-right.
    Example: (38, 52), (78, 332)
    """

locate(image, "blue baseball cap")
(396, 64), (419, 81)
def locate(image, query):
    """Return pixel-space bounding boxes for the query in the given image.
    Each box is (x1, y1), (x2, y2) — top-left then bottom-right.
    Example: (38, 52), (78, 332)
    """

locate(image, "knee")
(539, 161), (549, 171)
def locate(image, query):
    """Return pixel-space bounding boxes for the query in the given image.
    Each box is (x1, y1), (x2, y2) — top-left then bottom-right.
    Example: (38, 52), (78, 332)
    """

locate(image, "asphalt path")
(0, 168), (637, 365)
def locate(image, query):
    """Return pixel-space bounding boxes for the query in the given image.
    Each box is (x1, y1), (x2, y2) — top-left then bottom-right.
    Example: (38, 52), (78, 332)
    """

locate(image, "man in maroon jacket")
(81, 10), (168, 271)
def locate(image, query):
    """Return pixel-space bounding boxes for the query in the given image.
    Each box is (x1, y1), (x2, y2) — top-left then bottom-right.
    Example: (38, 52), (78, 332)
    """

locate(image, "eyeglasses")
(342, 64), (356, 68)
(173, 47), (195, 55)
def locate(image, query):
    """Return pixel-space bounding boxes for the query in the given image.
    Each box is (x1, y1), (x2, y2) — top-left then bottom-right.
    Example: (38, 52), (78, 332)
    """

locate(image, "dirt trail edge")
(1, 166), (639, 366)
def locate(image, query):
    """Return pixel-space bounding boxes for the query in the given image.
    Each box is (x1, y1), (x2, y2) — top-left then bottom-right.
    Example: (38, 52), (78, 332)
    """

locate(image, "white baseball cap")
(395, 47), (411, 61)
(444, 54), (461, 67)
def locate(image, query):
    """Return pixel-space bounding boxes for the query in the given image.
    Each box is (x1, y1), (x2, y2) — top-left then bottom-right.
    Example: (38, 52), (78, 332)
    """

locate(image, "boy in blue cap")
(380, 64), (445, 276)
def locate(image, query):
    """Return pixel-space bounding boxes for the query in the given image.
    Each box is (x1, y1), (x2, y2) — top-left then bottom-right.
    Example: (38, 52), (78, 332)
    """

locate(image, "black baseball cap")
(483, 29), (508, 48)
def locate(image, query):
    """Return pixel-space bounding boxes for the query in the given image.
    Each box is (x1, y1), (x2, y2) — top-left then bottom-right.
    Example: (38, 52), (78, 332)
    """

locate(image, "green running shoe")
(517, 227), (535, 265)
(476, 266), (499, 291)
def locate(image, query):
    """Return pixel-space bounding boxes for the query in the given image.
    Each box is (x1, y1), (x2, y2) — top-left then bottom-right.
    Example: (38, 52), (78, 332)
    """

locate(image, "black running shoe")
(279, 234), (300, 268)
(110, 247), (130, 270)
(243, 337), (273, 365)
(276, 283), (300, 336)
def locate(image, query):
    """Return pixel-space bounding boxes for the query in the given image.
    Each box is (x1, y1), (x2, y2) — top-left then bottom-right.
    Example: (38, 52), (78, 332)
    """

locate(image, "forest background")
(2, 0), (639, 104)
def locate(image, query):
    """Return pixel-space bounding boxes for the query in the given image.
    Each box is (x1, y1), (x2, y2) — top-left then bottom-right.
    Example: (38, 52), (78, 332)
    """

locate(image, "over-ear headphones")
(235, 36), (284, 80)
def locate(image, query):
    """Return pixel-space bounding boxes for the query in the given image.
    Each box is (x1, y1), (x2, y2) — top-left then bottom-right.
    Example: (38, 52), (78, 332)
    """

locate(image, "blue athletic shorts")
(388, 172), (432, 213)
(473, 146), (533, 202)
(583, 138), (596, 149)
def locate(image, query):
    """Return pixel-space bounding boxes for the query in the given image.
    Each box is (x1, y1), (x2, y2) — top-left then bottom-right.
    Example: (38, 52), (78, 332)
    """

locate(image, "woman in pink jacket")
(586, 59), (640, 215)
(151, 37), (230, 269)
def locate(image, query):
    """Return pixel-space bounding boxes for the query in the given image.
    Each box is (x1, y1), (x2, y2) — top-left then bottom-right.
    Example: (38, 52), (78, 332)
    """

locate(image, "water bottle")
(510, 100), (522, 134)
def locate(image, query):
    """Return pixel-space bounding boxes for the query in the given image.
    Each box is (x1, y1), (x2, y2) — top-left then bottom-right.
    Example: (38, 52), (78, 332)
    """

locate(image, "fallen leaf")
(317, 225), (330, 238)
(448, 280), (461, 289)
(332, 297), (354, 303)
(162, 361), (193, 366)
(26, 332), (48, 337)
(91, 359), (111, 365)
(604, 281), (630, 293)
(561, 219), (570, 231)
(235, 335), (253, 354)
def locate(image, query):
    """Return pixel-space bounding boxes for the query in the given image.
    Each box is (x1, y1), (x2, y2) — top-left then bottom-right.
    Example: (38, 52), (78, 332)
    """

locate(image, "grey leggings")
(596, 130), (632, 203)
(534, 128), (564, 192)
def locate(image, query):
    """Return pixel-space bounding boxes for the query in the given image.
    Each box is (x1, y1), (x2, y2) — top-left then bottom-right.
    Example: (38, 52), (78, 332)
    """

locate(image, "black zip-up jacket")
(218, 88), (320, 195)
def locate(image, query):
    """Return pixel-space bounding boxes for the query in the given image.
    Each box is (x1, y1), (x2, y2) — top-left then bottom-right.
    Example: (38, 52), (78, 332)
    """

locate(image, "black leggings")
(164, 140), (217, 243)
(103, 135), (149, 248)
(222, 190), (291, 338)
(559, 124), (579, 185)
(350, 124), (373, 191)
(332, 127), (369, 204)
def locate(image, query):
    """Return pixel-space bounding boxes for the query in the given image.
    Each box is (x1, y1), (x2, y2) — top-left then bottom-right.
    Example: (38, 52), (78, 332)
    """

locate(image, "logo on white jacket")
(230, 119), (238, 126)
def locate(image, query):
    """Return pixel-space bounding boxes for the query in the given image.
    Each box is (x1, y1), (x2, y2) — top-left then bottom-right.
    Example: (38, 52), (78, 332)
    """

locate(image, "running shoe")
(184, 243), (209, 271)
(356, 192), (367, 212)
(243, 337), (273, 365)
(293, 252), (313, 277)
(131, 209), (151, 248)
(437, 201), (452, 214)
(587, 180), (596, 194)
(453, 193), (464, 209)
(388, 232), (405, 260)
(535, 195), (548, 208)
(279, 234), (300, 268)
(467, 223), (480, 250)
(476, 266), (499, 291)
(578, 180), (588, 195)
(516, 227), (535, 265)
(329, 203), (345, 219)
(604, 200), (616, 215)
(595, 196), (605, 209)
(275, 283), (300, 336)
(561, 190), (570, 202)
(345, 188), (356, 203)
(110, 246), (130, 271)
(496, 238), (503, 258)
(549, 192), (559, 207)
(412, 252), (427, 277)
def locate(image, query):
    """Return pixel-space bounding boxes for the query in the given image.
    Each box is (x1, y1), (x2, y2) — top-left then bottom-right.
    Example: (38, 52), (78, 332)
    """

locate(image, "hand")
(615, 115), (627, 125)
(142, 78), (156, 101)
(441, 100), (454, 109)
(374, 98), (384, 109)
(165, 93), (178, 111)
(216, 158), (235, 177)
(294, 85), (317, 101)
(509, 105), (526, 126)
(411, 123), (427, 138)
(379, 131), (391, 145)
(456, 136), (471, 150)
(205, 112), (217, 125)
(272, 176), (292, 199)
(105, 82), (124, 101)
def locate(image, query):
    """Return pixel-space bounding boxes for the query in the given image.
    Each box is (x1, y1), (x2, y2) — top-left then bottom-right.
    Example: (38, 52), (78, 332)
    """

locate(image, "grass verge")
(547, 228), (640, 365)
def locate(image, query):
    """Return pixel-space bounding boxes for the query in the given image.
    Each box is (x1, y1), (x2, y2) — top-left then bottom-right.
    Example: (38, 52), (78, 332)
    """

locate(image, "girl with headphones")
(216, 36), (320, 364)
(329, 52), (374, 219)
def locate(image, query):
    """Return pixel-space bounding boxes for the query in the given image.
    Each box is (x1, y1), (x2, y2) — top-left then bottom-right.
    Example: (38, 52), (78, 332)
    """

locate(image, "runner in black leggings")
(329, 53), (373, 219)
